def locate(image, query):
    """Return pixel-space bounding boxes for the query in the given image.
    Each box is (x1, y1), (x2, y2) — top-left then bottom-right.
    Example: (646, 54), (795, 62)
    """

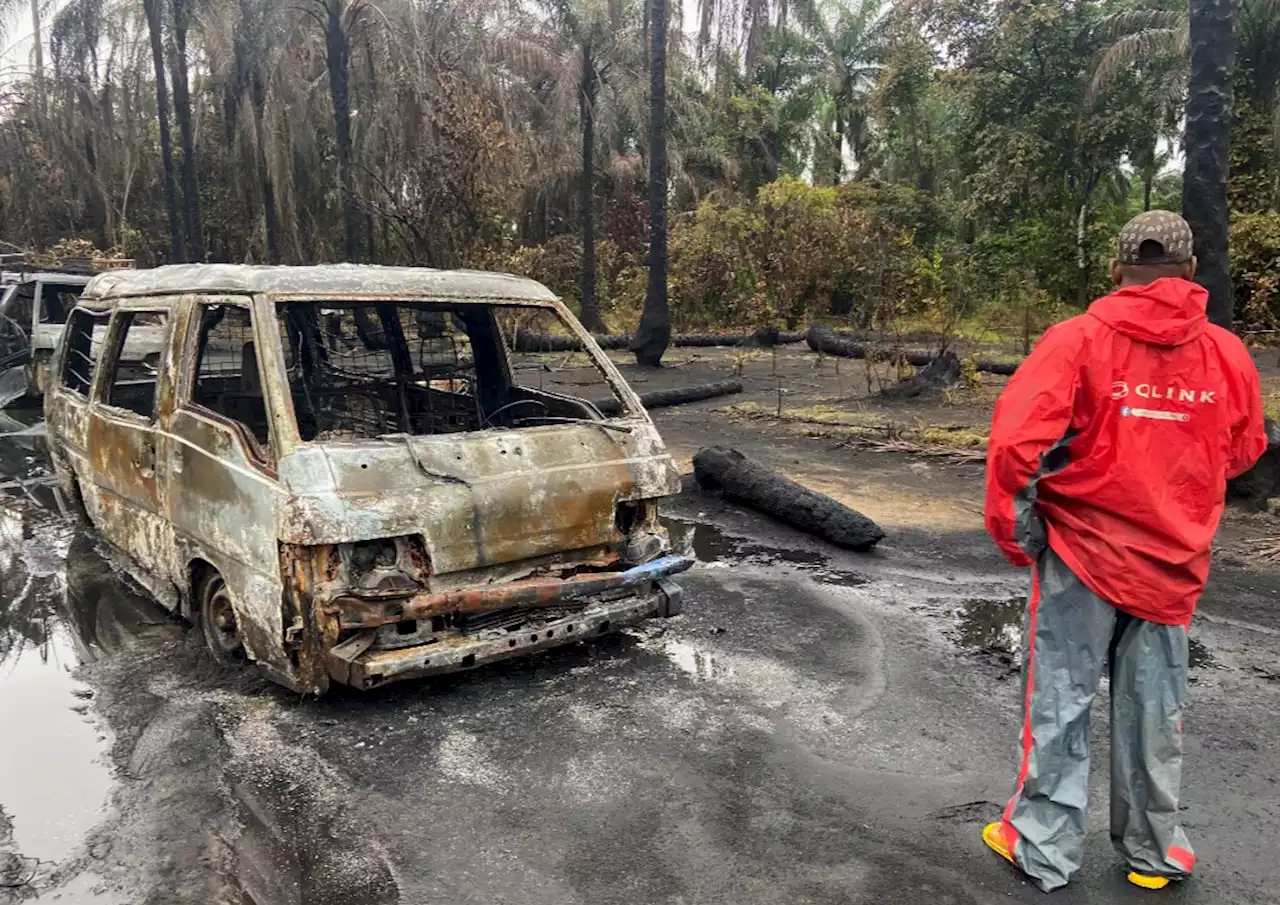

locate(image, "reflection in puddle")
(659, 639), (734, 679)
(0, 411), (174, 899)
(663, 517), (868, 587)
(955, 597), (1026, 655)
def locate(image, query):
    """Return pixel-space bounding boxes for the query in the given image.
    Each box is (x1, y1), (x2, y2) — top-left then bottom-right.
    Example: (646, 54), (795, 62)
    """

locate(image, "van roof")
(81, 264), (559, 304)
(1, 272), (94, 287)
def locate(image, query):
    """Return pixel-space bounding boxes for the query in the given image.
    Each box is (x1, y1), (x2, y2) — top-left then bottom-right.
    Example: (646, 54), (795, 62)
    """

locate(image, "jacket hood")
(1088, 277), (1209, 347)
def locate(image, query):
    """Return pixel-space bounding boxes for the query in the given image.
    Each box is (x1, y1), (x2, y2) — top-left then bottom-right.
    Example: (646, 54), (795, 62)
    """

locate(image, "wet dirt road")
(2, 409), (1279, 905)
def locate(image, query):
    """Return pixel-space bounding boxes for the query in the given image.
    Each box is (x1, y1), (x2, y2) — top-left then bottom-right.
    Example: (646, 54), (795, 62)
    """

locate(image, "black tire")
(198, 569), (246, 664)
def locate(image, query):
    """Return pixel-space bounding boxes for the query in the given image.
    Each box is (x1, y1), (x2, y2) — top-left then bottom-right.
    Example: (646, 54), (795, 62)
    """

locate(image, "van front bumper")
(325, 558), (691, 689)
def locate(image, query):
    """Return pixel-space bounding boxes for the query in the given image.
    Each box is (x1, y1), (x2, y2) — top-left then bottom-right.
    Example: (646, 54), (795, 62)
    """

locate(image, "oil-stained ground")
(1, 344), (1278, 905)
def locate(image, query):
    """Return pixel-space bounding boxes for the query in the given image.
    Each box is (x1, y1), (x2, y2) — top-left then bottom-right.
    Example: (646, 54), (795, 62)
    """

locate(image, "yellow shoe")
(983, 822), (1016, 865)
(1127, 872), (1171, 890)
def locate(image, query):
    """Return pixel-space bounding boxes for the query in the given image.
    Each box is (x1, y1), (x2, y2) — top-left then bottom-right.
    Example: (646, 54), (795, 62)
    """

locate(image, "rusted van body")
(0, 272), (94, 398)
(44, 265), (687, 692)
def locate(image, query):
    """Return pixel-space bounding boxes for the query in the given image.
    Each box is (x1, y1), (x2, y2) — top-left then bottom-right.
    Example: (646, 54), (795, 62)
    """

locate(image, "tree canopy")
(1, 0), (1277, 334)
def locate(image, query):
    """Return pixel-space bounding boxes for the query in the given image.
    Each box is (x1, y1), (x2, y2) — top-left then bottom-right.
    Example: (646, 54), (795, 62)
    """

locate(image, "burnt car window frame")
(58, 306), (112, 400)
(95, 306), (173, 423)
(179, 295), (280, 467)
(265, 295), (643, 442)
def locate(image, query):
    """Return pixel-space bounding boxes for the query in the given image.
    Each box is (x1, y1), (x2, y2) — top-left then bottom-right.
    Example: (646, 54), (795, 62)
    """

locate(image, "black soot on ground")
(662, 516), (868, 587)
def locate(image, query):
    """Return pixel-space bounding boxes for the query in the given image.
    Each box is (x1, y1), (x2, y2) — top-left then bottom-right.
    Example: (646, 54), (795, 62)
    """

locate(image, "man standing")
(982, 212), (1268, 892)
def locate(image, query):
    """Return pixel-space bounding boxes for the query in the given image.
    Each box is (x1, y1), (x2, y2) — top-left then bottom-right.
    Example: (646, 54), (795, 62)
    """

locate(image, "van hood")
(1087, 277), (1209, 347)
(275, 421), (680, 576)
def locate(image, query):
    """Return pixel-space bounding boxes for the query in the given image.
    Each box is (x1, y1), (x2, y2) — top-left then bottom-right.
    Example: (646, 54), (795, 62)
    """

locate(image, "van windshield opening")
(275, 302), (631, 442)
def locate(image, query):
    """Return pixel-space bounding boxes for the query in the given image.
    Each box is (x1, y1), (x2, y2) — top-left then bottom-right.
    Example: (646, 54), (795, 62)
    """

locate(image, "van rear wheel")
(199, 571), (245, 664)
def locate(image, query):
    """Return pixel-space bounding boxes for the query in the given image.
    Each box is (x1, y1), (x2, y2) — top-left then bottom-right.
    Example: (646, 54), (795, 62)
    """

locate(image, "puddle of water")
(952, 596), (1220, 670)
(0, 419), (175, 895)
(0, 507), (113, 867)
(663, 517), (868, 587)
(659, 639), (735, 679)
(955, 597), (1026, 654)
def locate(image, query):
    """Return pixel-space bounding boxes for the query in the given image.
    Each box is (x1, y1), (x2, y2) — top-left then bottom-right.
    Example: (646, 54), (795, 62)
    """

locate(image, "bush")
(1231, 212), (1280, 333)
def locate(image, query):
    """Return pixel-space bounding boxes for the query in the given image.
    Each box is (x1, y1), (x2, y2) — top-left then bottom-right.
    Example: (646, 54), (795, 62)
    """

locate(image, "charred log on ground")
(805, 325), (1020, 377)
(880, 351), (962, 400)
(693, 446), (885, 551)
(594, 379), (743, 415)
(513, 329), (805, 353)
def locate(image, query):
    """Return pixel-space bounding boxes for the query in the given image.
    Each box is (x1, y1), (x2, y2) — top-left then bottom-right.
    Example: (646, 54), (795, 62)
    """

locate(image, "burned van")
(44, 265), (687, 692)
(0, 272), (93, 400)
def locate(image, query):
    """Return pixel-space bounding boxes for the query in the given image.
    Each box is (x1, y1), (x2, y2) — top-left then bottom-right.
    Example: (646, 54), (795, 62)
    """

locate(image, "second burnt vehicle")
(43, 264), (688, 692)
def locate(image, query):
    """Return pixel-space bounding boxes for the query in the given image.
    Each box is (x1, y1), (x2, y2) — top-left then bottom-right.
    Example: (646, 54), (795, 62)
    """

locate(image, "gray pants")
(1002, 548), (1195, 892)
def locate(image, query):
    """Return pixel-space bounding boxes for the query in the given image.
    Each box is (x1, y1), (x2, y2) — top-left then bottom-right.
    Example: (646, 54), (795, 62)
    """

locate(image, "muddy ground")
(1, 340), (1278, 905)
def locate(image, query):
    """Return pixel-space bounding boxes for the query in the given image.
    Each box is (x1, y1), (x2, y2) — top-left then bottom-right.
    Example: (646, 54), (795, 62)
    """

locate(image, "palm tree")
(523, 0), (643, 333)
(632, 0), (669, 366)
(142, 0), (184, 261)
(1092, 0), (1274, 325)
(169, 0), (205, 261)
(1093, 0), (1280, 212)
(300, 0), (371, 263)
(800, 0), (886, 186)
(1185, 0), (1240, 329)
(0, 0), (48, 115)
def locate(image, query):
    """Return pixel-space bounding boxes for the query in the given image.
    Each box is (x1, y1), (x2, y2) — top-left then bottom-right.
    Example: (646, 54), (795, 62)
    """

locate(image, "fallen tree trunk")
(672, 328), (806, 347)
(595, 379), (743, 415)
(692, 446), (885, 551)
(880, 351), (962, 400)
(805, 325), (1021, 377)
(513, 329), (805, 353)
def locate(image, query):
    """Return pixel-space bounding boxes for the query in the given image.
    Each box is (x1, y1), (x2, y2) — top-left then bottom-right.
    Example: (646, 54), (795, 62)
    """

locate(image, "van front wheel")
(199, 571), (245, 664)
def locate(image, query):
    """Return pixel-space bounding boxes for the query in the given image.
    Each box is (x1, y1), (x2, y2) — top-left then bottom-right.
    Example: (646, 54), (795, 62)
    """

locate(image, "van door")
(30, 280), (87, 394)
(45, 308), (110, 494)
(165, 298), (287, 669)
(88, 308), (176, 582)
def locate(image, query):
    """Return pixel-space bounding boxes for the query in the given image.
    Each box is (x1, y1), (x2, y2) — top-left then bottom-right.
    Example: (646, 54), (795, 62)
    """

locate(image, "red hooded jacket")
(985, 278), (1268, 625)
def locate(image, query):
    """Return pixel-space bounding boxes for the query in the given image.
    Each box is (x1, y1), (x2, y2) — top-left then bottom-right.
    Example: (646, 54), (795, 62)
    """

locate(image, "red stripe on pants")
(1167, 845), (1196, 873)
(1004, 568), (1042, 825)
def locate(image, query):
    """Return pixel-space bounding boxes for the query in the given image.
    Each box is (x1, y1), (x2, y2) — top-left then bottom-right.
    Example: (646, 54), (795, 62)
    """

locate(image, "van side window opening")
(39, 286), (82, 324)
(4, 284), (35, 331)
(275, 302), (625, 442)
(192, 304), (271, 451)
(60, 309), (110, 396)
(103, 312), (168, 419)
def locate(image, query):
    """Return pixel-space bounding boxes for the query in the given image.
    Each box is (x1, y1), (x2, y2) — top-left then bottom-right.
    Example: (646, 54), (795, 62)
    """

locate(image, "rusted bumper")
(326, 556), (693, 689)
(327, 577), (685, 689)
(335, 554), (694, 629)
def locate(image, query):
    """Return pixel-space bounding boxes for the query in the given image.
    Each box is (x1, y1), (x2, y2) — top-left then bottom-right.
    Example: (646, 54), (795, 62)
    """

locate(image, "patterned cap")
(1117, 210), (1195, 265)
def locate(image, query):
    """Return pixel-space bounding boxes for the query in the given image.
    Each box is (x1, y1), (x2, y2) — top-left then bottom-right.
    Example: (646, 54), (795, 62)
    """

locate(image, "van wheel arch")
(189, 560), (247, 664)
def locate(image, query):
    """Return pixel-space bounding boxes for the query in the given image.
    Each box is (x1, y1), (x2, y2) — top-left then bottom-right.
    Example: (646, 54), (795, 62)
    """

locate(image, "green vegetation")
(0, 0), (1276, 337)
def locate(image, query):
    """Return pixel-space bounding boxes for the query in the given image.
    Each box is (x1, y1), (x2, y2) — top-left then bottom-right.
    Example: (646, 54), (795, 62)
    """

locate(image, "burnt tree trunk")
(143, 0), (183, 263)
(593, 379), (743, 415)
(806, 325), (1020, 376)
(693, 447), (885, 551)
(1183, 0), (1240, 329)
(325, 0), (359, 262)
(252, 76), (281, 264)
(632, 0), (671, 368)
(170, 0), (204, 262)
(29, 0), (45, 118)
(578, 48), (605, 333)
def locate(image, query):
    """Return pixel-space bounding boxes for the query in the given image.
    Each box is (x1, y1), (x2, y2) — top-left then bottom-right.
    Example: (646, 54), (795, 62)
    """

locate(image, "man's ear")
(1109, 259), (1124, 286)
(1183, 256), (1198, 280)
